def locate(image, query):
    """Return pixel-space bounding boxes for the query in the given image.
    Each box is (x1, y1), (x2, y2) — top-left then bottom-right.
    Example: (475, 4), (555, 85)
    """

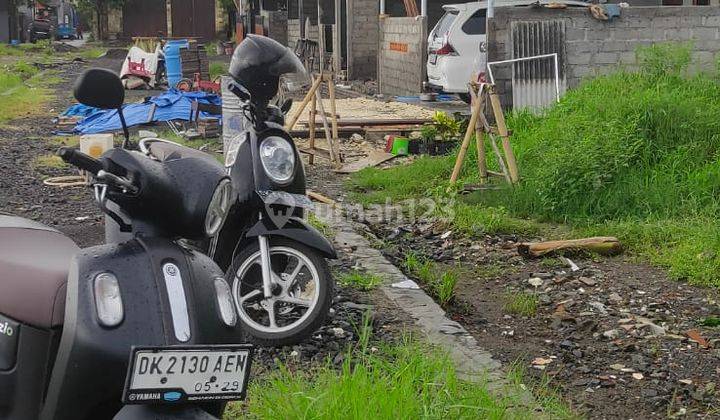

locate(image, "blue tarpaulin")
(68, 89), (222, 135)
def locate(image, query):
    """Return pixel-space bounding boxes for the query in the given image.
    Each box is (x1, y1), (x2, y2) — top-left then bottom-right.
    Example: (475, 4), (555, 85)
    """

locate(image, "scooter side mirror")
(73, 68), (132, 148)
(74, 68), (125, 110)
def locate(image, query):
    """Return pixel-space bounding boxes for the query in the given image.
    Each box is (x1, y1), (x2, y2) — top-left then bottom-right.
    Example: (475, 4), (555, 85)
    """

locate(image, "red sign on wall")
(389, 42), (408, 53)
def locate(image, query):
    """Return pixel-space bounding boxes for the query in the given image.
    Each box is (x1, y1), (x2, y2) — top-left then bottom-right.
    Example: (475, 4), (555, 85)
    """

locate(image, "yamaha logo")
(165, 265), (178, 276)
(0, 321), (13, 337)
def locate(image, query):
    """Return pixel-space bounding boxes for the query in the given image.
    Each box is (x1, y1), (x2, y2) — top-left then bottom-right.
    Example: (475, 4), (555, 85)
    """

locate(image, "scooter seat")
(0, 216), (79, 329)
(147, 140), (219, 163)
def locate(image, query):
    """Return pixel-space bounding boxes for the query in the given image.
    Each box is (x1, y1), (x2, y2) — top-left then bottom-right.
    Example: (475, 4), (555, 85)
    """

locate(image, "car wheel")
(458, 92), (472, 104)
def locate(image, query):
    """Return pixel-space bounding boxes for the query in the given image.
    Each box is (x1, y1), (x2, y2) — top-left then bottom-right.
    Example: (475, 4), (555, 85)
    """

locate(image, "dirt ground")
(357, 219), (720, 419)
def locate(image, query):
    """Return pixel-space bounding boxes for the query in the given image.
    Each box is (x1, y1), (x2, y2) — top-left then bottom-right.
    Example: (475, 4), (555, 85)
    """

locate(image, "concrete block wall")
(378, 16), (427, 96)
(347, 0), (379, 79)
(263, 10), (288, 45)
(488, 6), (720, 107)
(287, 18), (318, 51)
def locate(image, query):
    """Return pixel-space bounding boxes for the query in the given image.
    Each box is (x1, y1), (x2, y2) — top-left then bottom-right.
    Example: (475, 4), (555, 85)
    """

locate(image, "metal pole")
(380, 0), (385, 15)
(421, 0), (427, 17)
(553, 53), (560, 102)
(487, 0), (494, 18)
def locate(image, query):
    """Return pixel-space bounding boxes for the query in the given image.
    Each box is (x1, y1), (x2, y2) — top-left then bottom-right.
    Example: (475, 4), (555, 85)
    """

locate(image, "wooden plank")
(517, 237), (622, 258)
(334, 150), (396, 173)
(307, 190), (337, 206)
(308, 94), (317, 165)
(285, 75), (323, 131)
(298, 146), (332, 159)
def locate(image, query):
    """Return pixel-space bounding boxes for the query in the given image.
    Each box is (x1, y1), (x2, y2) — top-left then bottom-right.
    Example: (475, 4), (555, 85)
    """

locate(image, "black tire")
(458, 92), (472, 104)
(226, 238), (333, 347)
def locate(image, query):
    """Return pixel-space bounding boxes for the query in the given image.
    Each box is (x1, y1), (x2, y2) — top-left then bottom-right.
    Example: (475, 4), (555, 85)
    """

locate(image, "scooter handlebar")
(57, 147), (103, 175)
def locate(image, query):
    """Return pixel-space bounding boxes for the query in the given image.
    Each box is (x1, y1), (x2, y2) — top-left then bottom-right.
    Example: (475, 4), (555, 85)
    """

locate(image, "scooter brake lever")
(97, 170), (139, 195)
(94, 183), (133, 233)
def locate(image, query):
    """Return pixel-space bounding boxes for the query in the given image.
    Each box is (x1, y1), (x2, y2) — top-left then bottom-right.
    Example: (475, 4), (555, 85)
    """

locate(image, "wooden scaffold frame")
(450, 82), (519, 186)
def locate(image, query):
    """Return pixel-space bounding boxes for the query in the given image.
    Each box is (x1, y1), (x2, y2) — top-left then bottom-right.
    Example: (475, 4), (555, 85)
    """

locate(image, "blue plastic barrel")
(163, 40), (189, 88)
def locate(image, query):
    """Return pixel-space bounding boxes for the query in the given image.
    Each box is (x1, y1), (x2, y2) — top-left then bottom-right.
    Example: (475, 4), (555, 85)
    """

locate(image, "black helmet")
(229, 35), (305, 106)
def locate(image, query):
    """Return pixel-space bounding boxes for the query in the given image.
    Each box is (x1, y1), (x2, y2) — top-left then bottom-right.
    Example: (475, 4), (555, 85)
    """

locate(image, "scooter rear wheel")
(227, 238), (333, 347)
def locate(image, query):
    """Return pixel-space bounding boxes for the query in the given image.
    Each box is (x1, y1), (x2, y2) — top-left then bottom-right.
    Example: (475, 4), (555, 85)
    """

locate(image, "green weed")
(307, 212), (333, 237)
(338, 270), (383, 291)
(503, 291), (539, 317)
(210, 62), (228, 80)
(699, 316), (720, 327)
(402, 252), (459, 306)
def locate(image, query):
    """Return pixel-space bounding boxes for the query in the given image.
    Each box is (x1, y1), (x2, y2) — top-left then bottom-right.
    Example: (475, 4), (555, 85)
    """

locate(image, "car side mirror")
(73, 68), (125, 109)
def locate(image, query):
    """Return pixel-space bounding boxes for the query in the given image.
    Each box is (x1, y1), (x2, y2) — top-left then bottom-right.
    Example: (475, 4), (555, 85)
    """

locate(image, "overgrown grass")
(504, 291), (539, 317)
(229, 335), (575, 419)
(402, 252), (458, 307)
(338, 270), (384, 291)
(350, 42), (720, 288)
(0, 70), (54, 124)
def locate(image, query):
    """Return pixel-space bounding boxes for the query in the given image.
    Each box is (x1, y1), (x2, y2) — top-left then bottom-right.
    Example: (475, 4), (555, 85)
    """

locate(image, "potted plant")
(430, 111), (460, 155)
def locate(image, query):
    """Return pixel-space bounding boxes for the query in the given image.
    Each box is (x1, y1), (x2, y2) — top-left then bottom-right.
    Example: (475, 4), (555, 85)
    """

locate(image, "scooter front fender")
(245, 217), (337, 259)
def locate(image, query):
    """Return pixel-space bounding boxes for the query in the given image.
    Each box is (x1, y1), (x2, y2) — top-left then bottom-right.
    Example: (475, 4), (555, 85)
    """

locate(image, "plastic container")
(390, 137), (409, 156)
(163, 39), (189, 88)
(80, 134), (114, 158)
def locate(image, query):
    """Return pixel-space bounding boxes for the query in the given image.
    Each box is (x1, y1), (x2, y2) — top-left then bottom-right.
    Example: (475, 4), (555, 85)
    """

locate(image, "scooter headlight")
(259, 136), (295, 184)
(205, 179), (233, 236)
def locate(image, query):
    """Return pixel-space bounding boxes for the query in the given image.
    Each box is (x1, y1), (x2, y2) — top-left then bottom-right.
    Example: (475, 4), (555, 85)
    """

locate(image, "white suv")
(426, 0), (587, 103)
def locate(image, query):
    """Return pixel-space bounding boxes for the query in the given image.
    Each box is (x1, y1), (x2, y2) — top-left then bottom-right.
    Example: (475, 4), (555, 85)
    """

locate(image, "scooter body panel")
(0, 317), (59, 420)
(36, 237), (242, 420)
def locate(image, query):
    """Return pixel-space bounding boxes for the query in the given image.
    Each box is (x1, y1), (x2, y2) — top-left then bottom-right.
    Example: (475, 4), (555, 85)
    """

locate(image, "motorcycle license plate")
(122, 345), (253, 404)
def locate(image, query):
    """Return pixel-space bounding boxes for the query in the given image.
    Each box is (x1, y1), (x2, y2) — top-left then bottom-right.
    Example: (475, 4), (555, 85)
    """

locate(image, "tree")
(75, 0), (124, 40)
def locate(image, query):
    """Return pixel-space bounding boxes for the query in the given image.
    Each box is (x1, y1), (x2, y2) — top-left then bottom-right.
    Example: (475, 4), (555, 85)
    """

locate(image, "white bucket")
(80, 134), (114, 158)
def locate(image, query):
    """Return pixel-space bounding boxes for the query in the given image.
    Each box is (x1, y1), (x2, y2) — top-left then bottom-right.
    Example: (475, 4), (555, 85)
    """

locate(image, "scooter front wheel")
(227, 238), (333, 347)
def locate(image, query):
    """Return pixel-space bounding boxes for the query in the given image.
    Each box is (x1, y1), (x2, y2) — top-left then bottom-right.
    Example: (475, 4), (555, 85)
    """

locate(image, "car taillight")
(435, 42), (457, 56)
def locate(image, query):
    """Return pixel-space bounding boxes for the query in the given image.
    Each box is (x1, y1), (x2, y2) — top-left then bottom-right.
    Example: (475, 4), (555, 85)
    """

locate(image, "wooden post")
(450, 87), (483, 183)
(475, 119), (487, 183)
(489, 87), (519, 183)
(470, 84), (488, 183)
(285, 75), (323, 131)
(308, 94), (317, 165)
(326, 73), (340, 160)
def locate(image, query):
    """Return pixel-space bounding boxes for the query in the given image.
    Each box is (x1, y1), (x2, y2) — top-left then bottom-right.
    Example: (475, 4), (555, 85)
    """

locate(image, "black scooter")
(0, 69), (251, 419)
(135, 36), (337, 346)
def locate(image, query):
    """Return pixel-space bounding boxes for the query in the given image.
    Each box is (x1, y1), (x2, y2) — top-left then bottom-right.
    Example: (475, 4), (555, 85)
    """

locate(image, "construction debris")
(334, 150), (396, 174)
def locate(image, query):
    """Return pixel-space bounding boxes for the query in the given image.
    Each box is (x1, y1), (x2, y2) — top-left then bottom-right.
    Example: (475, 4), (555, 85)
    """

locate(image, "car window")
(432, 11), (458, 38)
(461, 9), (486, 35)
